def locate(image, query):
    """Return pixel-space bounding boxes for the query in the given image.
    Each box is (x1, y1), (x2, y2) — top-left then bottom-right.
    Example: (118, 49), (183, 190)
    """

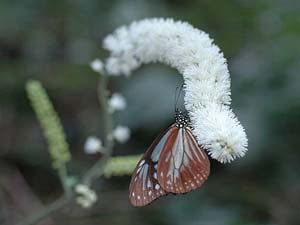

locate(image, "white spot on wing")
(142, 164), (149, 190)
(165, 151), (171, 162)
(137, 167), (143, 175)
(151, 130), (170, 162)
(174, 129), (184, 169)
(147, 179), (152, 188)
(139, 160), (145, 166)
(174, 169), (179, 178)
(183, 153), (189, 166)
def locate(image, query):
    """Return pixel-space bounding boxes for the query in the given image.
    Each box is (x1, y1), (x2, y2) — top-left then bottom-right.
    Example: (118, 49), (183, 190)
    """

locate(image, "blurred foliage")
(103, 154), (142, 178)
(26, 80), (70, 169)
(0, 0), (300, 225)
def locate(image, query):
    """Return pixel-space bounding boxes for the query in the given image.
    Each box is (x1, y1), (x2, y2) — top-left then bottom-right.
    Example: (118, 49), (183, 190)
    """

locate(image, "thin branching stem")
(82, 73), (114, 185)
(17, 74), (115, 225)
(16, 195), (73, 225)
(58, 164), (72, 197)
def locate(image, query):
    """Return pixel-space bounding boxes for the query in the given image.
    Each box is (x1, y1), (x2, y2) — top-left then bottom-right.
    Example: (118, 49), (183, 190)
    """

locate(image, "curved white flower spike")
(103, 18), (248, 163)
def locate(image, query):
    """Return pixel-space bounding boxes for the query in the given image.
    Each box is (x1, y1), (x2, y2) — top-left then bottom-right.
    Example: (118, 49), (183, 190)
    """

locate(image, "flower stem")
(82, 73), (114, 185)
(58, 164), (71, 197)
(18, 73), (115, 225)
(16, 195), (73, 225)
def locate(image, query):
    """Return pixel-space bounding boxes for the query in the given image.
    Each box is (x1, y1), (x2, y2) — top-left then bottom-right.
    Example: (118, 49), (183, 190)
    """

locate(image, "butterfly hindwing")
(129, 158), (166, 206)
(129, 126), (173, 206)
(157, 126), (210, 194)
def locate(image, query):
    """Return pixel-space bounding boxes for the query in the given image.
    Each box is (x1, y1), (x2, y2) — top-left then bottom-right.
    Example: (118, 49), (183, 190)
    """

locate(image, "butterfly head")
(175, 109), (191, 128)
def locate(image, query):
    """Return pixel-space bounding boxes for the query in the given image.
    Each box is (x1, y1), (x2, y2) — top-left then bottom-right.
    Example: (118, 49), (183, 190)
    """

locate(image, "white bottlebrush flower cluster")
(103, 18), (248, 163)
(75, 184), (98, 208)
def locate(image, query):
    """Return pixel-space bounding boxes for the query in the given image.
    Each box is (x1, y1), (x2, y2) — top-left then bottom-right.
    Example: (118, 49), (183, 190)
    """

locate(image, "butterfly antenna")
(174, 86), (180, 112)
(174, 84), (184, 112)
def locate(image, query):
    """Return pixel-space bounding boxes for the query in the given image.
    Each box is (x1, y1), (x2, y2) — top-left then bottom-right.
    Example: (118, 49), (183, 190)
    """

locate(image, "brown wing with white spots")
(157, 127), (210, 194)
(129, 158), (166, 206)
(129, 125), (175, 207)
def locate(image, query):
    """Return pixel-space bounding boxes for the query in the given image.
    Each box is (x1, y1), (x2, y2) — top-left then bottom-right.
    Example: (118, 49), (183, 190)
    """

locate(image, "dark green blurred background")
(1, 0), (300, 225)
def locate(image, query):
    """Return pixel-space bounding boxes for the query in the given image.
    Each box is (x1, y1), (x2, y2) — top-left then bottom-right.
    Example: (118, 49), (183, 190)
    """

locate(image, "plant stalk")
(18, 73), (115, 225)
(16, 195), (73, 225)
(82, 73), (114, 185)
(58, 164), (71, 197)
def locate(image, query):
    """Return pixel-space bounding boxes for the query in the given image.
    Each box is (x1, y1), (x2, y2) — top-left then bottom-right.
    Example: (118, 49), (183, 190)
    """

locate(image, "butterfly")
(129, 109), (210, 206)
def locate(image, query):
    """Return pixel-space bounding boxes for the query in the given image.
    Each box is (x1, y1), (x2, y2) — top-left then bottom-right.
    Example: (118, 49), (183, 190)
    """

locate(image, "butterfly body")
(129, 110), (210, 206)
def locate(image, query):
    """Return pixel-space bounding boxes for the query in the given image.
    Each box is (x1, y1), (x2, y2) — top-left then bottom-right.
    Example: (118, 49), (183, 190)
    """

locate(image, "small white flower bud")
(108, 93), (127, 113)
(75, 184), (98, 208)
(90, 59), (103, 73)
(84, 136), (103, 154)
(113, 126), (130, 143)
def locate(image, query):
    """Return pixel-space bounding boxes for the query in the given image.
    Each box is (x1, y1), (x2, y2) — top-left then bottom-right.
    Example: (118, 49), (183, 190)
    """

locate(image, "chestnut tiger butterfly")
(129, 109), (210, 207)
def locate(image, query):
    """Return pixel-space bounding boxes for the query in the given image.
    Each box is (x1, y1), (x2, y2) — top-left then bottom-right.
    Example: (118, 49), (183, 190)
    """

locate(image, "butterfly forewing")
(129, 126), (173, 206)
(157, 126), (210, 194)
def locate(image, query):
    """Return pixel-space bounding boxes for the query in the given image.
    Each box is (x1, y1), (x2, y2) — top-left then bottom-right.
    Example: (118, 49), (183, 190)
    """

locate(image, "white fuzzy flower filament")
(103, 18), (248, 163)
